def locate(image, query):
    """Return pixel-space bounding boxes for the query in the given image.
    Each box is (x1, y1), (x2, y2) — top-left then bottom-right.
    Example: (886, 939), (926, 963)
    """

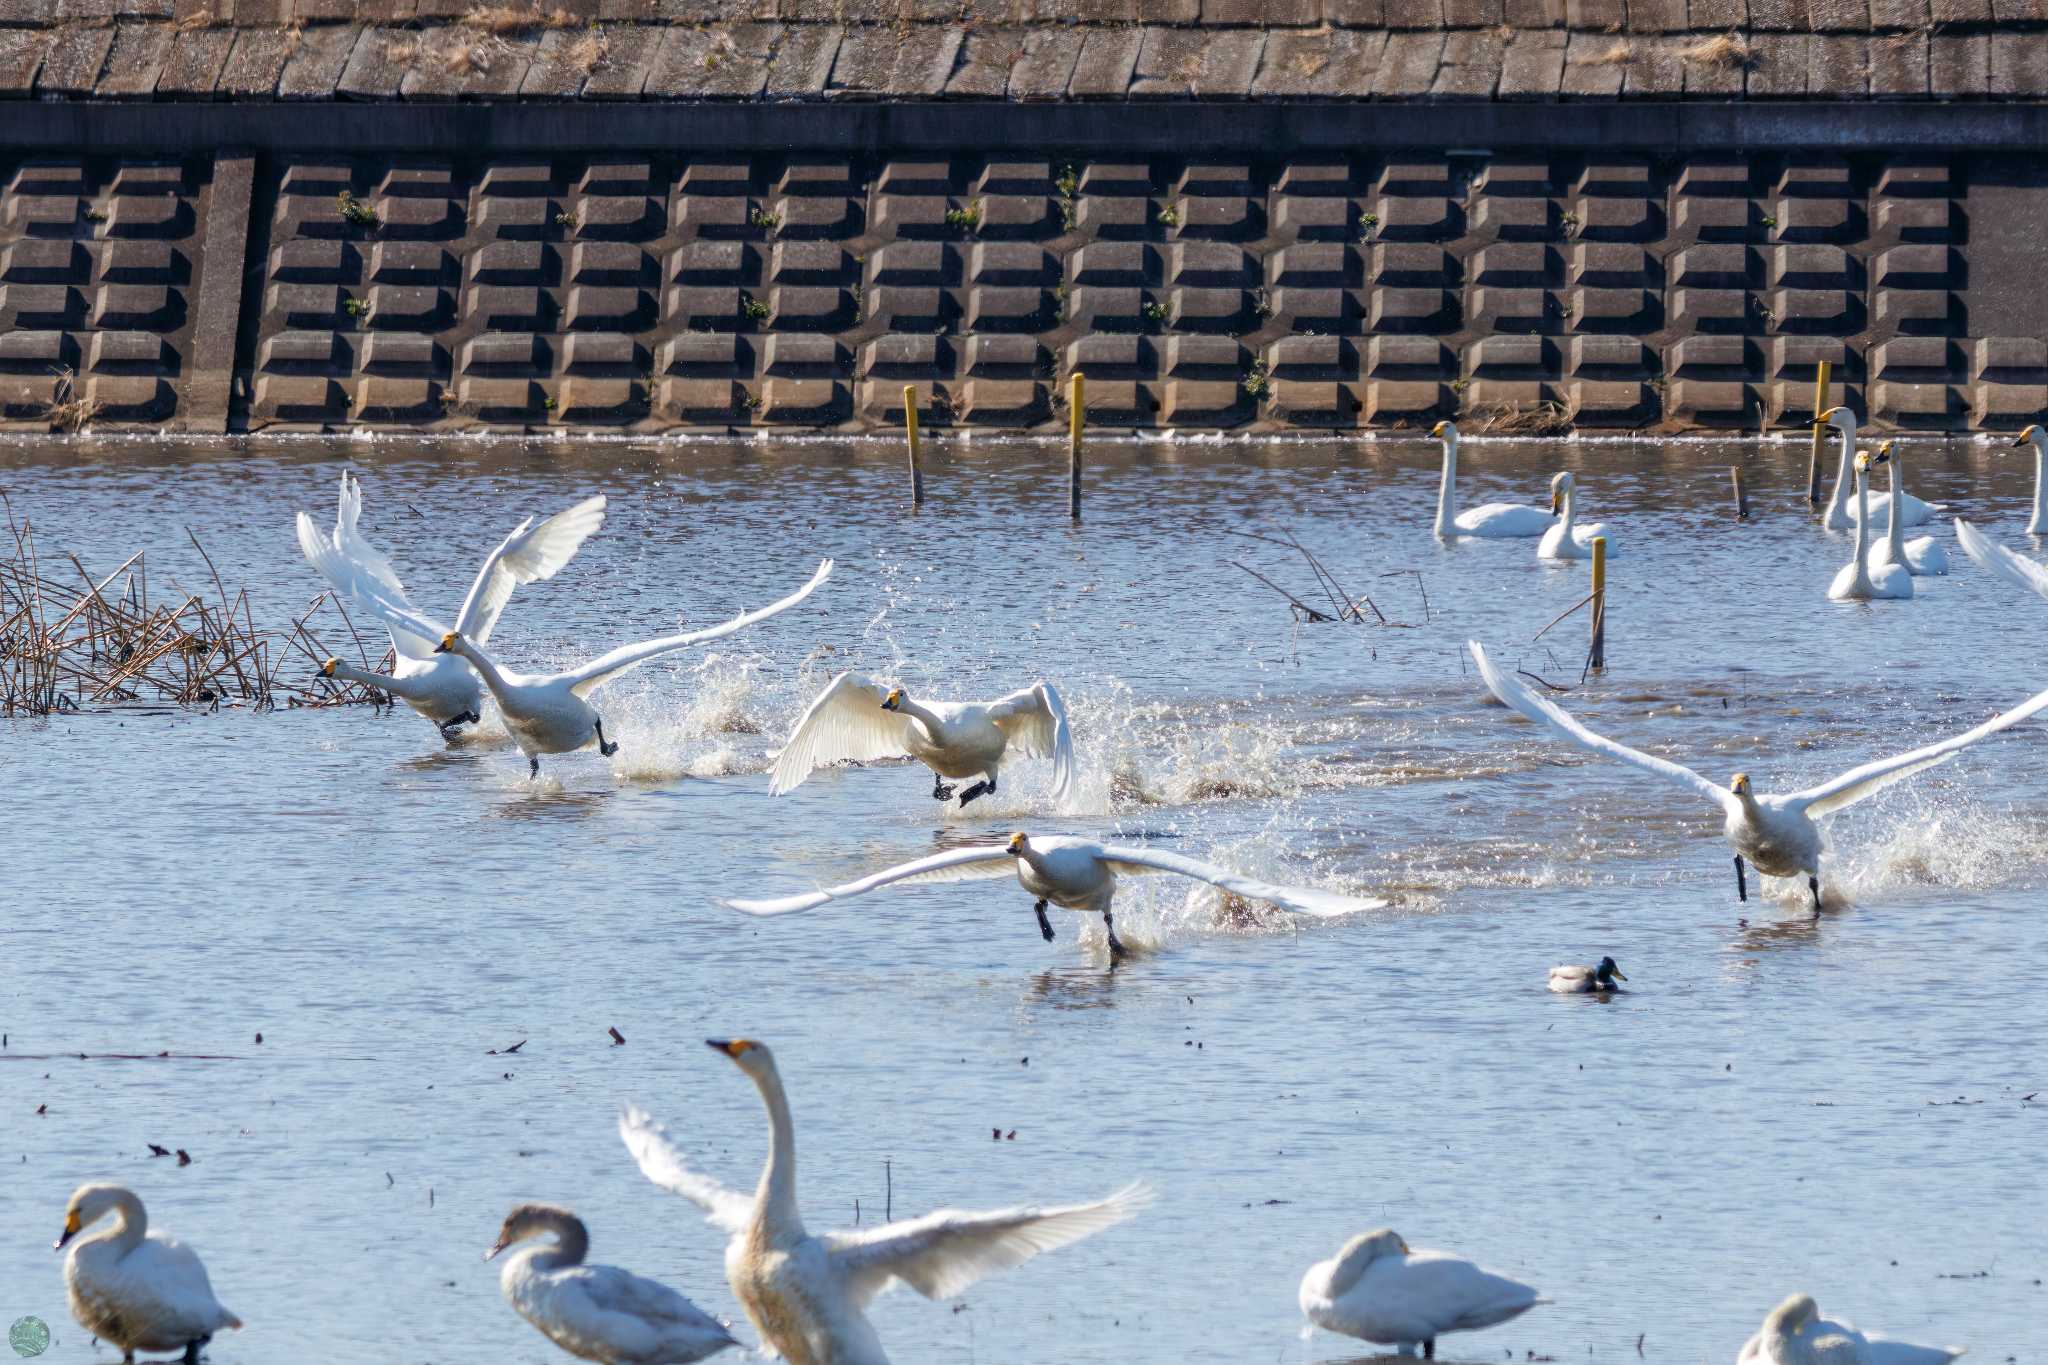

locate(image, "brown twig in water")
(1224, 560), (1335, 622)
(1531, 590), (1598, 643)
(1517, 668), (1574, 693)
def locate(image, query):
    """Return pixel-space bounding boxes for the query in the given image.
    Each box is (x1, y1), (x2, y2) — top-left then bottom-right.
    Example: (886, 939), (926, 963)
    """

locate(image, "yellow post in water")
(1589, 536), (1608, 671)
(903, 385), (924, 508)
(1068, 371), (1085, 520)
(1806, 359), (1832, 506)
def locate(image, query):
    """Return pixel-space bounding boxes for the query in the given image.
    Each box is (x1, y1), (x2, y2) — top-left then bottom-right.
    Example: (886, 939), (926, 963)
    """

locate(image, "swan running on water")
(620, 1039), (1149, 1365)
(1817, 408), (1945, 530)
(488, 1203), (737, 1364)
(296, 471), (606, 740)
(1547, 956), (1625, 993)
(721, 832), (1384, 965)
(771, 674), (1074, 808)
(1736, 1293), (1964, 1365)
(1830, 451), (1913, 601)
(55, 1184), (242, 1365)
(1537, 471), (1607, 561)
(1469, 641), (2048, 914)
(1431, 420), (1552, 539)
(1299, 1228), (1544, 1358)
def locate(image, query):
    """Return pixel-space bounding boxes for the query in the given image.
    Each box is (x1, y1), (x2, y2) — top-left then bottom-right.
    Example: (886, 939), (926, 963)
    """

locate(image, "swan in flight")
(1736, 1293), (1964, 1365)
(1829, 451), (1913, 601)
(1817, 408), (1945, 530)
(620, 1039), (1149, 1365)
(1537, 471), (1607, 561)
(487, 1203), (737, 1364)
(721, 832), (1384, 965)
(1469, 641), (2048, 914)
(1547, 956), (1625, 993)
(1864, 442), (1949, 576)
(1299, 1229), (1544, 1358)
(770, 675), (1074, 807)
(2013, 424), (2048, 534)
(1431, 420), (1551, 539)
(55, 1184), (242, 1365)
(297, 472), (606, 740)
(1956, 516), (2048, 604)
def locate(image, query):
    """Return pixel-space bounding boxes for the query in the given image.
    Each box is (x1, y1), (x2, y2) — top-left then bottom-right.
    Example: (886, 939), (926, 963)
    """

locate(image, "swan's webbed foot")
(931, 774), (956, 801)
(1734, 854), (1747, 902)
(957, 778), (994, 806)
(528, 755), (540, 779)
(595, 718), (620, 758)
(439, 724), (464, 742)
(1103, 911), (1127, 967)
(1034, 899), (1054, 943)
(1809, 875), (1822, 919)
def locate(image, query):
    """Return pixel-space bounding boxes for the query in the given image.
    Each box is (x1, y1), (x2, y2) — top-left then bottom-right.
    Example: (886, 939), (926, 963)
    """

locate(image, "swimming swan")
(1955, 517), (2048, 603)
(1818, 408), (1944, 530)
(1829, 452), (1913, 601)
(720, 832), (1384, 965)
(1469, 641), (2048, 914)
(297, 472), (606, 739)
(1299, 1228), (1544, 1358)
(2012, 425), (2048, 534)
(1865, 442), (1949, 575)
(1736, 1292), (1964, 1365)
(55, 1184), (241, 1365)
(488, 1203), (737, 1364)
(620, 1039), (1149, 1365)
(771, 675), (1074, 807)
(1547, 956), (1625, 993)
(1431, 420), (1552, 539)
(1537, 471), (1607, 561)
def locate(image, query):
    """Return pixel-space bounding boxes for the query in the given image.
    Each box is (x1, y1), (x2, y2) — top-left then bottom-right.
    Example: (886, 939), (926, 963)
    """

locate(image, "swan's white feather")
(1955, 517), (2048, 600)
(768, 672), (909, 795)
(565, 559), (832, 698)
(616, 1106), (754, 1235)
(719, 845), (1017, 917)
(985, 682), (1075, 803)
(1097, 845), (1385, 917)
(1789, 679), (2048, 818)
(454, 494), (607, 645)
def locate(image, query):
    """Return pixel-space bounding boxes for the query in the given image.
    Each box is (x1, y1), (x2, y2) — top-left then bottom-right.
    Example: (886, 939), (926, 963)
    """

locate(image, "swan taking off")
(1817, 408), (1945, 530)
(1736, 1292), (1964, 1365)
(1299, 1228), (1544, 1358)
(1547, 956), (1625, 993)
(771, 674), (1074, 808)
(721, 832), (1384, 965)
(1469, 641), (2048, 914)
(297, 471), (606, 740)
(2012, 424), (2048, 534)
(1537, 471), (1607, 561)
(1865, 442), (1949, 576)
(1431, 420), (1551, 539)
(1955, 516), (2048, 603)
(1830, 451), (1913, 601)
(488, 1203), (737, 1364)
(55, 1184), (242, 1365)
(620, 1040), (1149, 1365)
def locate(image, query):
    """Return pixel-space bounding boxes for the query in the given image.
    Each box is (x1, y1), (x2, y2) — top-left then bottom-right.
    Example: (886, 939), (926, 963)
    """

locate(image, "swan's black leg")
(528, 755), (540, 779)
(182, 1342), (200, 1365)
(1103, 910), (1127, 966)
(595, 717), (619, 758)
(931, 773), (956, 800)
(1809, 875), (1822, 919)
(1423, 1340), (1435, 1360)
(1734, 854), (1747, 902)
(1034, 899), (1054, 942)
(957, 779), (993, 806)
(457, 710), (479, 726)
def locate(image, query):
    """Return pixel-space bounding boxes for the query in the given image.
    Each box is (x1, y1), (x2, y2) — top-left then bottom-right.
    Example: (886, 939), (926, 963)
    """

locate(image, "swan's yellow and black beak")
(1006, 832), (1028, 856)
(1550, 490), (1561, 513)
(2014, 425), (2040, 447)
(1873, 441), (1894, 465)
(1816, 405), (1845, 426)
(881, 689), (903, 712)
(1429, 420), (1449, 439)
(435, 633), (458, 654)
(53, 1210), (80, 1252)
(707, 1038), (757, 1059)
(1853, 452), (1870, 473)
(1730, 772), (1751, 796)
(318, 657), (339, 678)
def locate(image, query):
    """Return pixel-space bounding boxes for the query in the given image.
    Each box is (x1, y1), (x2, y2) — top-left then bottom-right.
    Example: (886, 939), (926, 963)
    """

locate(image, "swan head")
(1765, 1294), (1821, 1333)
(486, 1203), (581, 1261)
(435, 632), (460, 655)
(1853, 451), (1871, 475)
(1730, 772), (1754, 799)
(1430, 420), (1456, 442)
(1549, 470), (1573, 512)
(2014, 424), (2042, 448)
(1006, 832), (1029, 856)
(1817, 405), (1855, 434)
(707, 1037), (776, 1079)
(1873, 440), (1894, 466)
(318, 657), (340, 678)
(881, 688), (905, 712)
(54, 1184), (125, 1251)
(1596, 955), (1626, 983)
(1334, 1228), (1409, 1268)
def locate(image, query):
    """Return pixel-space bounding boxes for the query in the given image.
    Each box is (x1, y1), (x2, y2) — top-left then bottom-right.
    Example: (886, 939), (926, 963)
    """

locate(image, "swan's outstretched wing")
(564, 559), (833, 699)
(1955, 517), (2048, 602)
(719, 845), (1015, 917)
(330, 470), (404, 598)
(768, 672), (908, 795)
(452, 494), (607, 645)
(1095, 846), (1385, 917)
(824, 1181), (1151, 1309)
(1469, 641), (1740, 817)
(617, 1106), (754, 1235)
(297, 508), (441, 662)
(987, 682), (1075, 804)
(1788, 680), (2048, 818)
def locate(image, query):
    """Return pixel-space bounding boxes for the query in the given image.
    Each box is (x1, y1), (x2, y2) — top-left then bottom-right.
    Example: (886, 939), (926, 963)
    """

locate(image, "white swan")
(1829, 452), (1913, 601)
(1547, 955), (1625, 993)
(55, 1184), (242, 1365)
(620, 1040), (1149, 1365)
(2013, 425), (2048, 534)
(1469, 640), (2048, 914)
(1536, 471), (1607, 561)
(1818, 408), (1945, 530)
(488, 1203), (737, 1364)
(721, 831), (1384, 965)
(297, 471), (606, 740)
(1736, 1292), (1965, 1365)
(1955, 517), (2048, 604)
(1865, 442), (1949, 576)
(1299, 1228), (1544, 1358)
(771, 675), (1074, 808)
(1431, 420), (1551, 539)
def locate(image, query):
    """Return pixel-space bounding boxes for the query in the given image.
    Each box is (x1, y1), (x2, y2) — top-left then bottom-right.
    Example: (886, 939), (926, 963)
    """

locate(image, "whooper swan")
(1818, 408), (1945, 530)
(1864, 442), (1949, 576)
(488, 1203), (737, 1364)
(1299, 1228), (1544, 1359)
(55, 1184), (242, 1365)
(1431, 420), (1552, 539)
(721, 831), (1384, 965)
(620, 1040), (1149, 1365)
(1469, 640), (2048, 914)
(1829, 452), (1913, 601)
(297, 471), (606, 740)
(1736, 1292), (1964, 1365)
(1547, 956), (1625, 993)
(2013, 424), (2048, 534)
(771, 675), (1074, 807)
(1536, 471), (1608, 561)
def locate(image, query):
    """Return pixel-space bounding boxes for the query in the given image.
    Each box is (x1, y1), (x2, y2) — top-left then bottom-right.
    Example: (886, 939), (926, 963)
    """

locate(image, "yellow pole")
(903, 385), (924, 508)
(1068, 372), (1085, 520)
(1807, 359), (1832, 507)
(1730, 465), (1748, 519)
(1589, 536), (1607, 671)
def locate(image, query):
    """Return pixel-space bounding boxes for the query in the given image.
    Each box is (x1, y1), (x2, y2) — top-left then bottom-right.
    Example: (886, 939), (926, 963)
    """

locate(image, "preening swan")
(487, 1203), (737, 1364)
(1817, 408), (1944, 530)
(620, 1039), (1150, 1365)
(1829, 452), (1913, 601)
(770, 674), (1074, 808)
(1537, 471), (1607, 561)
(1547, 956), (1625, 993)
(1469, 641), (2048, 914)
(1955, 516), (2048, 603)
(1299, 1228), (1544, 1358)
(1736, 1292), (1964, 1365)
(2014, 424), (2048, 535)
(1431, 420), (1552, 539)
(55, 1184), (241, 1365)
(1864, 442), (1949, 576)
(721, 832), (1384, 965)
(297, 471), (606, 740)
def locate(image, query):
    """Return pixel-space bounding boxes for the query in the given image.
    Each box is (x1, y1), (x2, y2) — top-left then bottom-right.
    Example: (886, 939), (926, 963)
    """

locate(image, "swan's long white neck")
(894, 697), (943, 735)
(2030, 434), (2048, 535)
(87, 1193), (147, 1256)
(1434, 434), (1459, 538)
(330, 660), (434, 701)
(522, 1213), (589, 1273)
(748, 1063), (803, 1238)
(1824, 420), (1857, 527)
(450, 638), (513, 698)
(1884, 456), (1906, 558)
(1847, 467), (1876, 595)
(1556, 481), (1576, 534)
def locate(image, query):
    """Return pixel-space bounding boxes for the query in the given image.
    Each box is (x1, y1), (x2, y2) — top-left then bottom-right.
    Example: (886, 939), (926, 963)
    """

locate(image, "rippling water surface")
(3, 433), (2044, 1363)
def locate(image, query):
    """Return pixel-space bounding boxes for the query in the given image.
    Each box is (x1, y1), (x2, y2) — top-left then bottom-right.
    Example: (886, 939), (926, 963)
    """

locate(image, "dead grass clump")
(385, 34), (423, 66)
(1574, 39), (1632, 66)
(444, 36), (495, 75)
(174, 7), (214, 30)
(567, 27), (609, 74)
(462, 3), (583, 33)
(1682, 31), (1757, 69)
(1470, 400), (1575, 435)
(42, 369), (102, 433)
(1292, 48), (1329, 79)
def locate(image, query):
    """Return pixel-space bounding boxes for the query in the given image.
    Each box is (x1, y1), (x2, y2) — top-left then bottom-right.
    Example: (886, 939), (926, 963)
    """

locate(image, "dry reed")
(1682, 31), (1756, 69)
